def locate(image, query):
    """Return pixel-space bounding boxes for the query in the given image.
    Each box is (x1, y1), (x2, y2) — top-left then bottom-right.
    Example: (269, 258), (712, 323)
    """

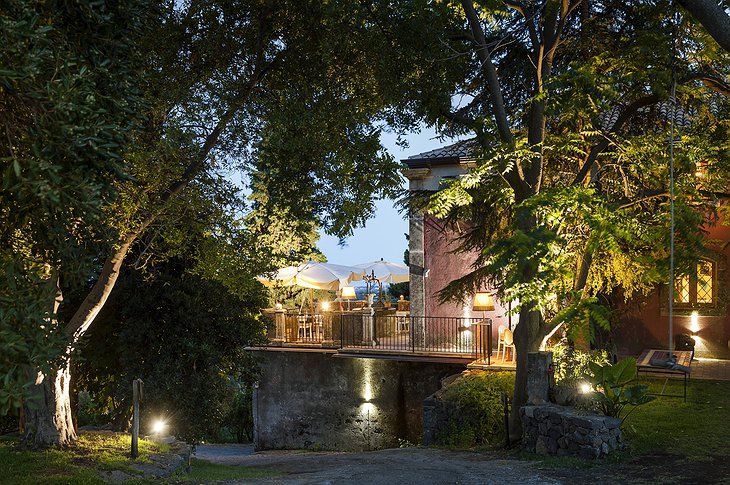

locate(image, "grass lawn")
(624, 378), (730, 458)
(532, 378), (730, 484)
(1, 380), (728, 484)
(0, 432), (277, 485)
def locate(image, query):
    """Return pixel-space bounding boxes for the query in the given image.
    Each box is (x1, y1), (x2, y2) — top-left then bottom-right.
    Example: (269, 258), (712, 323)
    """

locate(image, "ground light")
(579, 382), (592, 394)
(152, 419), (166, 436)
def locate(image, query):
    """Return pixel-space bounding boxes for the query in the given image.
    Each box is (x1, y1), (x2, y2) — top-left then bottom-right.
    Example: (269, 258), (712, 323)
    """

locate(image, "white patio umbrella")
(257, 261), (365, 290)
(354, 259), (409, 304)
(257, 261), (365, 313)
(354, 259), (409, 283)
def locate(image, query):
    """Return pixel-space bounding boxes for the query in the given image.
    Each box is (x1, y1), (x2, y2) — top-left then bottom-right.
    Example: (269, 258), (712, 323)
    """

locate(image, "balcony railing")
(340, 313), (491, 363)
(264, 309), (492, 364)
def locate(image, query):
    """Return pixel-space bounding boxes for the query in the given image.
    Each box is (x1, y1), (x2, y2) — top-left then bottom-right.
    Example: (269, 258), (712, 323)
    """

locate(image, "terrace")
(262, 306), (516, 368)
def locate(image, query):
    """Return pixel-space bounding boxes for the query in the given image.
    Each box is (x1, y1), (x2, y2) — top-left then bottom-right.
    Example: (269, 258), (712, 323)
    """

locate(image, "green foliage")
(0, 0), (150, 410)
(551, 339), (609, 384)
(434, 371), (514, 448)
(550, 339), (609, 406)
(221, 383), (255, 444)
(75, 258), (266, 444)
(551, 297), (612, 346)
(588, 357), (654, 422)
(0, 257), (67, 414)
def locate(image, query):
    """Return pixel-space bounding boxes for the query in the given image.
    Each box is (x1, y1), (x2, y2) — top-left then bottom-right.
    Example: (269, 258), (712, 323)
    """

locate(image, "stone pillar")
(361, 308), (376, 346)
(322, 311), (336, 348)
(527, 351), (553, 405)
(272, 309), (286, 346)
(409, 209), (426, 347)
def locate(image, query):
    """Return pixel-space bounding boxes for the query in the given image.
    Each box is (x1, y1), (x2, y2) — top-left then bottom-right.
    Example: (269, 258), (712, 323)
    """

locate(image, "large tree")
(4, 0), (448, 447)
(408, 0), (730, 440)
(0, 0), (151, 442)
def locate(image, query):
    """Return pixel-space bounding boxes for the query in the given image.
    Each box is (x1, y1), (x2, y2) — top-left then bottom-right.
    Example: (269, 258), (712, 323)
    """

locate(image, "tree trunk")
(23, 361), (77, 447)
(508, 306), (544, 444)
(678, 0), (730, 54)
(22, 240), (135, 448)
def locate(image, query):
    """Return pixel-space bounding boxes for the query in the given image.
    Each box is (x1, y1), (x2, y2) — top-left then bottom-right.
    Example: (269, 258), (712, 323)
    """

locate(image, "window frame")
(673, 258), (718, 309)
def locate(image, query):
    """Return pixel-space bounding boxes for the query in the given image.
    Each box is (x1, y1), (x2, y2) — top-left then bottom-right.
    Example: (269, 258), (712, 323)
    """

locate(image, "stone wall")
(421, 374), (460, 446)
(521, 405), (623, 459)
(251, 348), (465, 451)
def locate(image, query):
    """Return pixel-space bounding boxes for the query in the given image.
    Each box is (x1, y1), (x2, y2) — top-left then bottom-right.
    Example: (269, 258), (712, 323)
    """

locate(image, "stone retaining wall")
(251, 349), (465, 451)
(521, 405), (623, 458)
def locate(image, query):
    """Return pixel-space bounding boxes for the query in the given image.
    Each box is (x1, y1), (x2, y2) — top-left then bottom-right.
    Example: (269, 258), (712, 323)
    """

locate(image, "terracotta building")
(402, 143), (730, 359)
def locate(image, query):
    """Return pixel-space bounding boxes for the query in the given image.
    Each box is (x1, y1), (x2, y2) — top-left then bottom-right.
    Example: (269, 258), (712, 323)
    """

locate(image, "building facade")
(402, 143), (730, 359)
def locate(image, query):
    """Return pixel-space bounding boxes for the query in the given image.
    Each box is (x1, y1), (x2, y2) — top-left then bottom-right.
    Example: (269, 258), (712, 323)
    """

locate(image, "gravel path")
(193, 445), (560, 484)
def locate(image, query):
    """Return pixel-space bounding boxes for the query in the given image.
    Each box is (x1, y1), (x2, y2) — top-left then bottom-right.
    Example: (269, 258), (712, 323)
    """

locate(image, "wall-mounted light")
(275, 302), (283, 310)
(321, 301), (331, 311)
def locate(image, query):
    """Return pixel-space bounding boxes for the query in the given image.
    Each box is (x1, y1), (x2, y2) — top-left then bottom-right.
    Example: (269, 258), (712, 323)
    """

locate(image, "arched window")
(674, 258), (716, 306)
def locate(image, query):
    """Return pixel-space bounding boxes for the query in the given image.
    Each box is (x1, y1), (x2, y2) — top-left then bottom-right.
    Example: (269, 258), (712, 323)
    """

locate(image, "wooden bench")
(636, 349), (693, 401)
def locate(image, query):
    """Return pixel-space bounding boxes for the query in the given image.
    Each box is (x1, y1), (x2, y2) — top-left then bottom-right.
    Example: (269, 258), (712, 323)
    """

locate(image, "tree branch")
(612, 189), (669, 211)
(572, 94), (662, 186)
(686, 72), (730, 98)
(678, 0), (730, 54)
(461, 0), (513, 145)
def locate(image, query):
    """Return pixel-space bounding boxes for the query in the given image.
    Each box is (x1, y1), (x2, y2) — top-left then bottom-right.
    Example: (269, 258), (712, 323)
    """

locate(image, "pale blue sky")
(317, 126), (453, 266)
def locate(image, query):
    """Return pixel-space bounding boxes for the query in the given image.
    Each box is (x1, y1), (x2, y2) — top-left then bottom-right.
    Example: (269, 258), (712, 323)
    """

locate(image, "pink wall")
(614, 220), (730, 359)
(423, 215), (730, 359)
(423, 216), (513, 343)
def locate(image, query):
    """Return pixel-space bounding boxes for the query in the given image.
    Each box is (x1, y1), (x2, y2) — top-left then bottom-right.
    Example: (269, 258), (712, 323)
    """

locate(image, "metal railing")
(340, 313), (492, 363)
(264, 309), (493, 363)
(279, 313), (332, 344)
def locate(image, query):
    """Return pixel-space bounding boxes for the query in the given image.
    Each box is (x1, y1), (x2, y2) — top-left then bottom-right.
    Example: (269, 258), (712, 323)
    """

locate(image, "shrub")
(551, 338), (609, 406)
(551, 338), (610, 383)
(435, 371), (514, 447)
(588, 357), (654, 423)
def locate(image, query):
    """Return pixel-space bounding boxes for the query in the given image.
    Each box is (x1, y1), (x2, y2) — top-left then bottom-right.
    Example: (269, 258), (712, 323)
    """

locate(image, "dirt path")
(193, 445), (560, 484)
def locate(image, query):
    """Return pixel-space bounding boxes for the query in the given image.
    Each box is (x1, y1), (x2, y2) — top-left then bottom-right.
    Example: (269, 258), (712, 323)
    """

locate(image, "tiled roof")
(598, 101), (697, 130)
(403, 139), (478, 168)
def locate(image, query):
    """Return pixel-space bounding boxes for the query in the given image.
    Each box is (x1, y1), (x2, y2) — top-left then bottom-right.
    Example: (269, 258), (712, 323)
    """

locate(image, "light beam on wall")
(362, 360), (373, 402)
(690, 311), (700, 333)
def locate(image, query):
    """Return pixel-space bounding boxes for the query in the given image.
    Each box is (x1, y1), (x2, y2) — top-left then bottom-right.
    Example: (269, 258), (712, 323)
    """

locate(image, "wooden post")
(18, 400), (25, 434)
(501, 392), (510, 449)
(131, 379), (143, 459)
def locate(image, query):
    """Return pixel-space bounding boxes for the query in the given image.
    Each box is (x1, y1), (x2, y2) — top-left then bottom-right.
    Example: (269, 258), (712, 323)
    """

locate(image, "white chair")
(312, 314), (324, 339)
(502, 328), (516, 363)
(297, 314), (312, 339)
(495, 325), (507, 360)
(396, 311), (410, 332)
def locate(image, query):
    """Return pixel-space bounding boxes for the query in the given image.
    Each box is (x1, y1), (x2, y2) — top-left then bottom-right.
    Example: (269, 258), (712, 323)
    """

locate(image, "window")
(674, 259), (716, 306)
